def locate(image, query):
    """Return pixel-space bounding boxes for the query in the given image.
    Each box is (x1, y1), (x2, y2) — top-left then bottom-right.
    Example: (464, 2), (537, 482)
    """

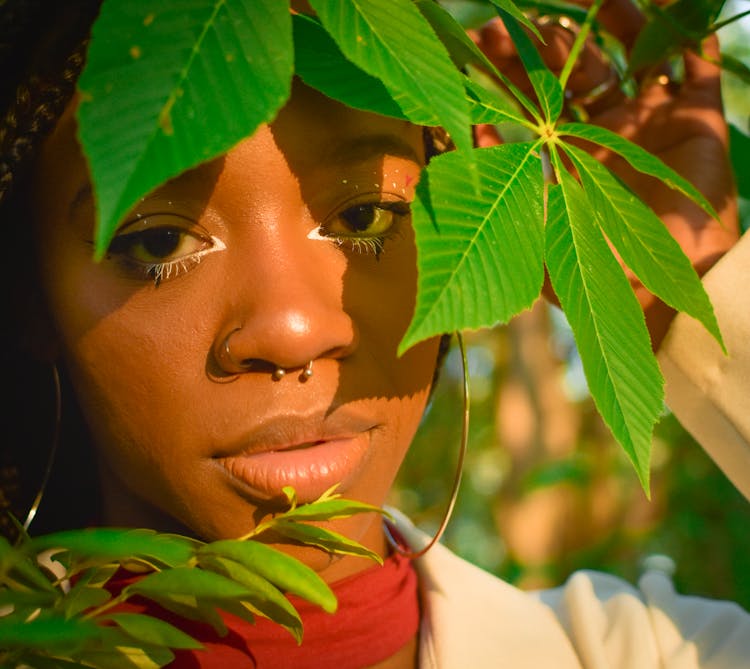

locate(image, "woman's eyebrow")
(326, 133), (421, 165)
(68, 183), (93, 222)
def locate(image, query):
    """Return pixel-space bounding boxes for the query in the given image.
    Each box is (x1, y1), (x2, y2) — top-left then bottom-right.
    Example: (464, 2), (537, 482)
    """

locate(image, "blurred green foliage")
(391, 0), (750, 610)
(391, 318), (750, 610)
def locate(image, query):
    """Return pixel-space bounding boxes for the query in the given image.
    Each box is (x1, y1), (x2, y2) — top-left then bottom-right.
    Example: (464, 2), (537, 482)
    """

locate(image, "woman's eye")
(107, 215), (222, 285)
(322, 201), (410, 256)
(339, 204), (396, 234)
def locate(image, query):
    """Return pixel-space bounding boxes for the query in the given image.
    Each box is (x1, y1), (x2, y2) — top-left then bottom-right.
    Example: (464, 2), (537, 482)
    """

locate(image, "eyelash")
(320, 199), (411, 258)
(102, 197), (410, 284)
(105, 214), (222, 287)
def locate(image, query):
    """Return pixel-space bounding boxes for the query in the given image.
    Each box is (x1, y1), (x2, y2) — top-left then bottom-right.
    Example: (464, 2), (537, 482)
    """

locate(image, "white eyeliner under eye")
(307, 227), (328, 242)
(147, 235), (226, 286)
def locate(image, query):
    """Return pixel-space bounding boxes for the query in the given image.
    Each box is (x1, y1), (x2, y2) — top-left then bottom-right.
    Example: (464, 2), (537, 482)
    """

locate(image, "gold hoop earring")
(22, 363), (61, 532)
(384, 331), (469, 559)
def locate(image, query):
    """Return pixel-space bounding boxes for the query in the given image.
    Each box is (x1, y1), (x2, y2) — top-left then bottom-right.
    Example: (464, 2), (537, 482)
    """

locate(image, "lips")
(214, 410), (378, 503)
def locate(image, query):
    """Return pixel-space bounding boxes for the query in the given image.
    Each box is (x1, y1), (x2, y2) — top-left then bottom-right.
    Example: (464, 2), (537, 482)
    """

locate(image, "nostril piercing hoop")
(272, 367), (286, 380)
(301, 360), (313, 380)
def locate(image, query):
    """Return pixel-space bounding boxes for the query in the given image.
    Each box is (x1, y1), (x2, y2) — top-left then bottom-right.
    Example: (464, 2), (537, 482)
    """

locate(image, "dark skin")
(32, 79), (435, 668)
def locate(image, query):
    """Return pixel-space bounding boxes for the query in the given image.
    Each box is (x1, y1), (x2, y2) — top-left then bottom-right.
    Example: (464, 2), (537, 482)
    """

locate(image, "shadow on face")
(16, 77), (441, 577)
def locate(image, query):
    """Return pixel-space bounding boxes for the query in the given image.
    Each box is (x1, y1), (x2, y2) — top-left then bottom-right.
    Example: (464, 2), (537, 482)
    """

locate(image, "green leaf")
(0, 535), (56, 591)
(31, 528), (198, 570)
(627, 0), (724, 76)
(292, 13), (406, 120)
(197, 553), (303, 642)
(730, 123), (750, 200)
(416, 0), (509, 70)
(273, 497), (386, 522)
(545, 165), (662, 493)
(269, 521), (384, 564)
(489, 0), (544, 42)
(400, 142), (545, 353)
(494, 7), (563, 123)
(464, 75), (531, 127)
(0, 588), (58, 608)
(0, 614), (99, 652)
(77, 564), (122, 589)
(720, 52), (750, 86)
(124, 568), (249, 636)
(76, 649), (170, 669)
(9, 656), (93, 669)
(134, 597), (228, 638)
(557, 122), (720, 219)
(59, 581), (112, 619)
(307, 0), (473, 152)
(282, 486), (298, 510)
(107, 613), (203, 650)
(561, 142), (723, 346)
(126, 566), (254, 602)
(76, 627), (175, 669)
(416, 0), (539, 121)
(77, 0), (294, 256)
(514, 0), (589, 25)
(175, 559), (262, 631)
(199, 539), (337, 613)
(521, 456), (591, 493)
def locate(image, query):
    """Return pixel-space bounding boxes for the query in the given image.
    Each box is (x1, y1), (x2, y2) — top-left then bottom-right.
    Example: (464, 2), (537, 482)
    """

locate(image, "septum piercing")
(222, 329), (313, 382)
(272, 361), (312, 382)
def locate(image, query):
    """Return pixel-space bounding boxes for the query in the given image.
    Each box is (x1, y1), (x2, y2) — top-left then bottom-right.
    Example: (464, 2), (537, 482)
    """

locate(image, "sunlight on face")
(30, 81), (441, 581)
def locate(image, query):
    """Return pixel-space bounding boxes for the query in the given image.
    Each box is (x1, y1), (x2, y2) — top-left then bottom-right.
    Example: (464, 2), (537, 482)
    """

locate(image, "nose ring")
(222, 329), (313, 382)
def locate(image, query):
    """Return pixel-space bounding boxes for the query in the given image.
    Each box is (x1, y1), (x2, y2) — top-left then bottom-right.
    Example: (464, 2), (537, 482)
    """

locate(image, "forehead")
(32, 79), (425, 234)
(270, 79), (424, 169)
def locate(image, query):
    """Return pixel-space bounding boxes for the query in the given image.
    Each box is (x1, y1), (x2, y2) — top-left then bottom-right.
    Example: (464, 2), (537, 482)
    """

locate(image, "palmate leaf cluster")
(73, 0), (745, 493)
(0, 487), (385, 667)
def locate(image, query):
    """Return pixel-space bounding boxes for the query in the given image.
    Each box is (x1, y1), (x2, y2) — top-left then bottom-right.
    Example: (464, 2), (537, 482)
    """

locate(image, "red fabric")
(106, 552), (420, 669)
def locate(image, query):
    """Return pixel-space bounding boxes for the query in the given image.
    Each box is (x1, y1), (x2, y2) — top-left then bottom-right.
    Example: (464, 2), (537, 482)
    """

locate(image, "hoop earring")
(384, 331), (469, 559)
(22, 363), (61, 532)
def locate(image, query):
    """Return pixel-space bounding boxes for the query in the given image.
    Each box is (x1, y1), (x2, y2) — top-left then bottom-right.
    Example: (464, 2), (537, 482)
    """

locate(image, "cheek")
(38, 239), (211, 468)
(340, 223), (429, 400)
(52, 289), (227, 534)
(342, 339), (439, 518)
(59, 306), (201, 474)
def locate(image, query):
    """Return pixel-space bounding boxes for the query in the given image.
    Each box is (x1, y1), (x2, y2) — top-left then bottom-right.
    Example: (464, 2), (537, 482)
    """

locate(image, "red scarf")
(106, 552), (420, 668)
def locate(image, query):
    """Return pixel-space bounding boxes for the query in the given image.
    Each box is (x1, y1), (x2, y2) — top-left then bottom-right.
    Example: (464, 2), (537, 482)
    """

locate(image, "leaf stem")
(540, 144), (556, 185)
(711, 9), (750, 33)
(79, 591), (129, 621)
(559, 0), (606, 91)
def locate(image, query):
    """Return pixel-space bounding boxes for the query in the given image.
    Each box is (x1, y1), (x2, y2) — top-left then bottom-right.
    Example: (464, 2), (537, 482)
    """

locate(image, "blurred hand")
(469, 0), (739, 348)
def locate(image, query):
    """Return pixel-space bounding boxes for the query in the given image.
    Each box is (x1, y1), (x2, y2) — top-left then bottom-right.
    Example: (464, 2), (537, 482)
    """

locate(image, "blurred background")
(388, 0), (750, 609)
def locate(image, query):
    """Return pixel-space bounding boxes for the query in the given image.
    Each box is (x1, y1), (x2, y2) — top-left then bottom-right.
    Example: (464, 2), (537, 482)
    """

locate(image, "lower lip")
(217, 434), (372, 503)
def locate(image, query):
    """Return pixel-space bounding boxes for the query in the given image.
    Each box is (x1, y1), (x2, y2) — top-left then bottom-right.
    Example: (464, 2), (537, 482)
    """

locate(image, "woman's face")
(31, 81), (440, 580)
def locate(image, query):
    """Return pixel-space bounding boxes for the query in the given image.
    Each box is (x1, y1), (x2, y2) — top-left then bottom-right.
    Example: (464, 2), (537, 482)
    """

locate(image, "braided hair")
(0, 0), (102, 207)
(0, 0), (102, 539)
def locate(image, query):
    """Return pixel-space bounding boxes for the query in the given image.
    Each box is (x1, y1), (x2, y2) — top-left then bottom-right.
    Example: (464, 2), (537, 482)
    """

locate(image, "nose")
(214, 228), (359, 376)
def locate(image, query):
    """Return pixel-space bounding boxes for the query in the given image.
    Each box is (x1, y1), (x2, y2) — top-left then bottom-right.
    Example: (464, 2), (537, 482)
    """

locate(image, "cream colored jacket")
(395, 234), (750, 668)
(658, 232), (750, 500)
(388, 509), (750, 668)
